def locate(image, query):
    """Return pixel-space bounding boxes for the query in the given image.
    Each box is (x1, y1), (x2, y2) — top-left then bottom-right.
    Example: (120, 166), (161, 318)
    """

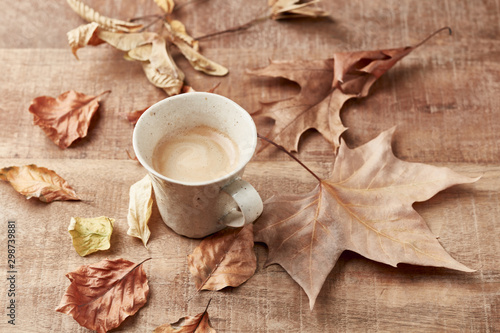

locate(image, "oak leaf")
(66, 0), (143, 32)
(254, 128), (478, 310)
(188, 224), (256, 291)
(29, 90), (110, 149)
(0, 164), (80, 202)
(153, 300), (216, 333)
(269, 0), (329, 20)
(127, 175), (153, 248)
(68, 216), (115, 256)
(56, 258), (150, 333)
(248, 28), (451, 153)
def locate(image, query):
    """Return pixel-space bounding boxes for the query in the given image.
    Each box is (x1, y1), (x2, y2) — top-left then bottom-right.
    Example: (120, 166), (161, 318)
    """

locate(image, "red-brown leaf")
(153, 301), (216, 333)
(29, 90), (110, 149)
(56, 258), (150, 333)
(188, 224), (256, 291)
(249, 28), (451, 153)
(254, 128), (478, 309)
(0, 164), (79, 202)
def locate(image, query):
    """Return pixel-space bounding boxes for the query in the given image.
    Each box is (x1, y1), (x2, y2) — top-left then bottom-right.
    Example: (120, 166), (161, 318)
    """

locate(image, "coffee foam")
(152, 125), (239, 183)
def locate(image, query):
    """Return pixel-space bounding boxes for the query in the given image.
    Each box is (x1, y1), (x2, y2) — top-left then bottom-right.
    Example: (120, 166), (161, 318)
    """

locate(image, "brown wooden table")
(1, 1), (499, 332)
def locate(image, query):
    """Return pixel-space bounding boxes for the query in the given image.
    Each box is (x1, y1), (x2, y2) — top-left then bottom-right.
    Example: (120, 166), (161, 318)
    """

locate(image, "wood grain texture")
(0, 0), (499, 332)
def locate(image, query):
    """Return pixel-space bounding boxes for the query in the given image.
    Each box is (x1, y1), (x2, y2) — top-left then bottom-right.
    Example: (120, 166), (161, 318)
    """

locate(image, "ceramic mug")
(133, 92), (263, 238)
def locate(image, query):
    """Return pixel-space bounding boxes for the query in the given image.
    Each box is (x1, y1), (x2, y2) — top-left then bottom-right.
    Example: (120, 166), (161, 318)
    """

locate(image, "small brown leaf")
(0, 165), (80, 202)
(188, 224), (256, 291)
(29, 90), (109, 149)
(249, 28), (451, 153)
(153, 300), (216, 333)
(255, 128), (478, 309)
(269, 0), (329, 20)
(66, 0), (143, 32)
(56, 258), (150, 333)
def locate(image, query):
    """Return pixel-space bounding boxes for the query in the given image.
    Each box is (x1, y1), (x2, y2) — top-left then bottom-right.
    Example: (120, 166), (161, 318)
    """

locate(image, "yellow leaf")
(0, 165), (80, 202)
(67, 22), (103, 59)
(127, 175), (153, 248)
(66, 0), (143, 32)
(169, 19), (199, 51)
(154, 0), (175, 14)
(68, 216), (115, 256)
(164, 22), (228, 76)
(269, 0), (328, 20)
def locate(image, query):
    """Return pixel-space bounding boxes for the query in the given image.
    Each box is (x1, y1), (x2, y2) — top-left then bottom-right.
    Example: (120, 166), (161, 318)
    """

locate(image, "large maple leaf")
(254, 128), (478, 309)
(249, 28), (450, 153)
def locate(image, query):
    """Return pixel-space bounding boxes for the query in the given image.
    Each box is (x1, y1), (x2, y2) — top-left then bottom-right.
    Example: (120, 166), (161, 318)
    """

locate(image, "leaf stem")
(414, 26), (452, 49)
(195, 15), (270, 41)
(257, 133), (322, 183)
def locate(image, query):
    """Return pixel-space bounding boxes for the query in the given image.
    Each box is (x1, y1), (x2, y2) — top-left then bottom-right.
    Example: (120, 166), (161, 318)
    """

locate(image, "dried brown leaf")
(0, 165), (80, 202)
(188, 224), (256, 291)
(255, 128), (478, 309)
(249, 28), (451, 153)
(66, 0), (143, 32)
(29, 90), (109, 149)
(269, 0), (328, 20)
(153, 300), (216, 333)
(56, 258), (150, 333)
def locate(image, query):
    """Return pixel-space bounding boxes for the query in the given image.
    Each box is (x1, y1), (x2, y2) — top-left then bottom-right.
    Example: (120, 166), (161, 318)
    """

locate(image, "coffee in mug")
(152, 125), (239, 183)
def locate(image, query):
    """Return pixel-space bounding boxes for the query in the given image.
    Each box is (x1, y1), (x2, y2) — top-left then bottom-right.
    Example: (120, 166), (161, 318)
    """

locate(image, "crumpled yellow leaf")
(169, 19), (199, 51)
(68, 216), (115, 256)
(269, 0), (329, 20)
(66, 0), (143, 32)
(127, 175), (153, 248)
(67, 23), (184, 95)
(164, 21), (228, 76)
(154, 0), (175, 14)
(0, 165), (80, 202)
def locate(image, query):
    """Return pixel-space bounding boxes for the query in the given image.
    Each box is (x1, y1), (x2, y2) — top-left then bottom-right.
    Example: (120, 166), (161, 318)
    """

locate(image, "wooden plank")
(0, 159), (497, 332)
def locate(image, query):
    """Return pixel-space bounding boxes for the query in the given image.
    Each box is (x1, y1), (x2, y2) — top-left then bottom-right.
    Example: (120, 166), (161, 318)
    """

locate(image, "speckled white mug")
(133, 92), (263, 238)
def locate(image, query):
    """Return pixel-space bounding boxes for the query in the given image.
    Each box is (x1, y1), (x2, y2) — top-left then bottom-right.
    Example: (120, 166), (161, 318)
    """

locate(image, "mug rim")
(132, 92), (257, 187)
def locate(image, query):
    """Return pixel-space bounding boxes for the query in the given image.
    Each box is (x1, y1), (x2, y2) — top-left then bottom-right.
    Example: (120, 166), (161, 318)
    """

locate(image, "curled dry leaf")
(66, 0), (143, 32)
(164, 21), (228, 76)
(56, 258), (150, 333)
(29, 90), (110, 149)
(249, 28), (451, 153)
(255, 128), (478, 309)
(269, 0), (329, 20)
(154, 0), (175, 14)
(127, 175), (153, 248)
(188, 224), (256, 291)
(153, 300), (216, 333)
(68, 23), (184, 95)
(0, 164), (79, 202)
(68, 216), (115, 256)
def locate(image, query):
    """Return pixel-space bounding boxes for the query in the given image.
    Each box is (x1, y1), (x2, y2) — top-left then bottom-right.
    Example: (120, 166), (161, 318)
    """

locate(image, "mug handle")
(221, 178), (263, 228)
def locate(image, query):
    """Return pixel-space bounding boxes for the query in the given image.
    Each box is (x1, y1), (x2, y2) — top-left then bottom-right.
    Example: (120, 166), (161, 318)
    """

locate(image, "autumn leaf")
(29, 90), (110, 149)
(68, 23), (185, 95)
(254, 128), (478, 310)
(154, 0), (175, 14)
(153, 300), (216, 333)
(68, 216), (115, 256)
(56, 258), (150, 333)
(269, 0), (328, 20)
(188, 224), (256, 291)
(66, 0), (143, 32)
(164, 21), (229, 76)
(248, 28), (451, 153)
(0, 164), (80, 202)
(127, 175), (153, 248)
